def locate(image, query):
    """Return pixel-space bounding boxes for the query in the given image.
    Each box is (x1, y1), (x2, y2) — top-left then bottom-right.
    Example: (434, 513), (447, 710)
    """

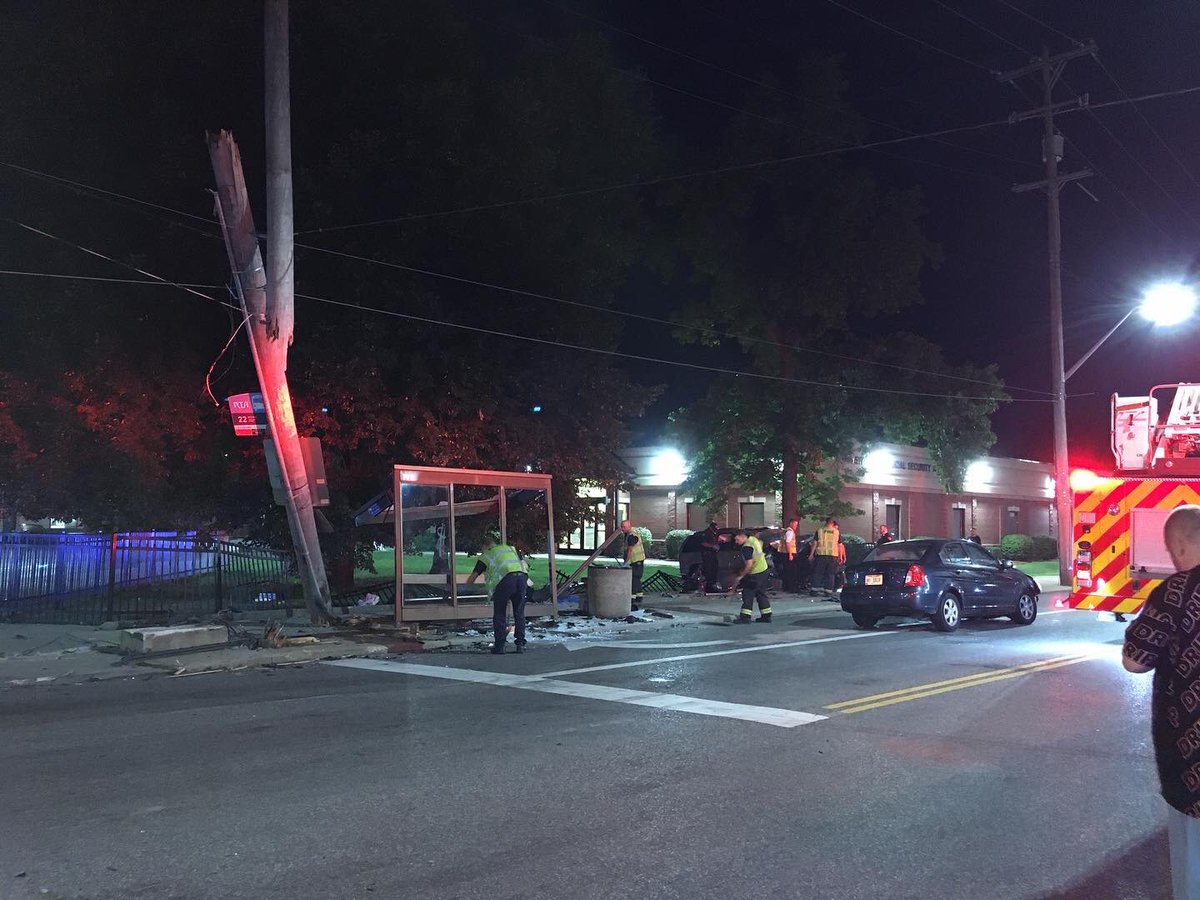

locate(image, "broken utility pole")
(999, 42), (1095, 588)
(207, 0), (335, 623)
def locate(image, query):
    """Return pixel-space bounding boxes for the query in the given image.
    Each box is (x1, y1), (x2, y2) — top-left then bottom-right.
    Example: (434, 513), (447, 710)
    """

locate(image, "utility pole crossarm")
(1012, 169), (1093, 194)
(1007, 95), (1089, 124)
(996, 41), (1097, 84)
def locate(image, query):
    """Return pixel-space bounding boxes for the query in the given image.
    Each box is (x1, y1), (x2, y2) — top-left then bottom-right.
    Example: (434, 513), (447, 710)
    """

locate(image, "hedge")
(665, 529), (693, 560)
(998, 534), (1056, 561)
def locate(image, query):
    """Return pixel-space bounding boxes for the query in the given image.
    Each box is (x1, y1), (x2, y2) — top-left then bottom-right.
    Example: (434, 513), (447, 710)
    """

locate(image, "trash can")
(587, 565), (632, 618)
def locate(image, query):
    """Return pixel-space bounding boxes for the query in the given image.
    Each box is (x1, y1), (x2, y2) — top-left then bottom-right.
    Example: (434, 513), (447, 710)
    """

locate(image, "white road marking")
(562, 639), (734, 652)
(326, 659), (826, 728)
(540, 630), (896, 678)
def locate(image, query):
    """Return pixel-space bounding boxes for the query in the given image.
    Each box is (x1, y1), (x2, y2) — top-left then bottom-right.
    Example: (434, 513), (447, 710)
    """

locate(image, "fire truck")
(1066, 383), (1200, 615)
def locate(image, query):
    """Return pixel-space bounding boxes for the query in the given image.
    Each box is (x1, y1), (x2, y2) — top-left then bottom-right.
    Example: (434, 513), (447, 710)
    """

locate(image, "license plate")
(865, 574), (883, 586)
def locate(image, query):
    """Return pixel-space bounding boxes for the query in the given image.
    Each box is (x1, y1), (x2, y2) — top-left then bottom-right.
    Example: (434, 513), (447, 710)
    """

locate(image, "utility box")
(263, 437), (330, 507)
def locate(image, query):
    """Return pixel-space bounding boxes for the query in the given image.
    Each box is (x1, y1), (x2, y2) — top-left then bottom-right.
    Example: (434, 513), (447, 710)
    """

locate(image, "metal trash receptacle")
(587, 565), (632, 618)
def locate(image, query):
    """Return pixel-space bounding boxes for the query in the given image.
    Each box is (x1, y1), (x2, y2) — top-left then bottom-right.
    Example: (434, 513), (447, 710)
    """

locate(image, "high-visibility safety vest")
(746, 535), (769, 575)
(480, 544), (524, 595)
(627, 531), (647, 564)
(782, 528), (797, 559)
(815, 526), (840, 557)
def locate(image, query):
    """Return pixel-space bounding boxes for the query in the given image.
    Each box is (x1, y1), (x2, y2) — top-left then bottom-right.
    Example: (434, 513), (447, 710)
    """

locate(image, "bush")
(1030, 534), (1058, 560)
(999, 533), (1035, 561)
(635, 526), (653, 552)
(665, 529), (693, 560)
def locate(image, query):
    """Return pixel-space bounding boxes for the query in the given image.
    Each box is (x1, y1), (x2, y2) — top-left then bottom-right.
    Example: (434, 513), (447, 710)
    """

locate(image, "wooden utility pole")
(999, 42), (1095, 587)
(207, 0), (335, 623)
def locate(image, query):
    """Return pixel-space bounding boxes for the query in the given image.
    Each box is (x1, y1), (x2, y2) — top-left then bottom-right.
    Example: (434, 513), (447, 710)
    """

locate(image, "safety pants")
(812, 554), (838, 592)
(739, 573), (771, 619)
(630, 561), (644, 602)
(492, 572), (528, 648)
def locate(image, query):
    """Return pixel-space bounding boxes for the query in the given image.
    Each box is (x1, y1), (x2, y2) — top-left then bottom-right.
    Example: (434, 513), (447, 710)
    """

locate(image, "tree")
(665, 55), (1006, 520)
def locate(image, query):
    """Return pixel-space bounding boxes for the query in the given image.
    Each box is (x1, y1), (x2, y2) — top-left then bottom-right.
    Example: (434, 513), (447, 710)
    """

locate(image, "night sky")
(4, 1), (1199, 469)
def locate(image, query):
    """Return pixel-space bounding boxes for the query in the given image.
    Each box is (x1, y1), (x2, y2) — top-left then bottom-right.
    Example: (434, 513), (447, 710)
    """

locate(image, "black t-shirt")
(739, 545), (754, 563)
(967, 534), (982, 544)
(680, 532), (706, 553)
(626, 534), (640, 547)
(1124, 564), (1200, 816)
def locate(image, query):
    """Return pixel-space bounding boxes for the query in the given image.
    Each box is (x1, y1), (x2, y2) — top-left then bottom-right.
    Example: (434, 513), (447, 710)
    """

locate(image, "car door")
(938, 542), (982, 611)
(964, 542), (1018, 612)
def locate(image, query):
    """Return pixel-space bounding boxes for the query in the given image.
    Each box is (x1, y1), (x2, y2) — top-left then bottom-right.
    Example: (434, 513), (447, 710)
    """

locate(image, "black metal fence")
(0, 532), (298, 625)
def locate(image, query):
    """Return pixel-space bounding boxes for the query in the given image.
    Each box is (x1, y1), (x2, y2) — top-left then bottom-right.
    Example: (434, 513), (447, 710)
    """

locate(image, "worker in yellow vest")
(621, 519), (647, 609)
(809, 516), (841, 597)
(467, 534), (528, 655)
(731, 530), (772, 623)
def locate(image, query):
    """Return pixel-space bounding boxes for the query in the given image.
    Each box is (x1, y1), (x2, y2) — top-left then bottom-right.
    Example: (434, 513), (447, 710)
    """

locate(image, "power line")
(293, 288), (1029, 403)
(1066, 79), (1200, 229)
(1093, 54), (1200, 194)
(472, 9), (1016, 185)
(293, 239), (1052, 396)
(992, 0), (1081, 45)
(540, 0), (1028, 169)
(0, 218), (239, 311)
(0, 160), (1037, 394)
(0, 161), (216, 228)
(930, 0), (1030, 55)
(297, 114), (1013, 234)
(298, 82), (1200, 235)
(0, 269), (226, 289)
(821, 0), (997, 73)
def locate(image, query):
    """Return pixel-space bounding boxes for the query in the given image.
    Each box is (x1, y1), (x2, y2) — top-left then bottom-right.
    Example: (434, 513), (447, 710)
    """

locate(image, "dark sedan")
(839, 539), (1039, 632)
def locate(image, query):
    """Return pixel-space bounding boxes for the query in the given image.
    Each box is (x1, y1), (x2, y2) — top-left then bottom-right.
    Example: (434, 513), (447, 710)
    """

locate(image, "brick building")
(560, 443), (1053, 553)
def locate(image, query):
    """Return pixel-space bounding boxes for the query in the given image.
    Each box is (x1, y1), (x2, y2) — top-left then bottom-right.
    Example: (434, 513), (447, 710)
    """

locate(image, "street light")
(1051, 281), (1197, 584)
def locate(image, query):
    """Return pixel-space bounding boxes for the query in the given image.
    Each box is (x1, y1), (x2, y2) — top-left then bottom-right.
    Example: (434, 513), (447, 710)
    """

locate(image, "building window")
(740, 502), (765, 528)
(686, 502), (708, 530)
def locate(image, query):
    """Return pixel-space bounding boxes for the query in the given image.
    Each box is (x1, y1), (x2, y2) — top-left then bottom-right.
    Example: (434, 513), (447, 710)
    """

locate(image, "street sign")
(227, 393), (268, 437)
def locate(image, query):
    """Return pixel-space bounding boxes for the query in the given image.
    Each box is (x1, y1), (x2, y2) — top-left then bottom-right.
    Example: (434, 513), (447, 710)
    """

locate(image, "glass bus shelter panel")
(396, 485), (452, 609)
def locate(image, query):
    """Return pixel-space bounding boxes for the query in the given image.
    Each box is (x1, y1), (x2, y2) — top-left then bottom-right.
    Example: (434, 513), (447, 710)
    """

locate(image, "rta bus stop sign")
(227, 393), (268, 437)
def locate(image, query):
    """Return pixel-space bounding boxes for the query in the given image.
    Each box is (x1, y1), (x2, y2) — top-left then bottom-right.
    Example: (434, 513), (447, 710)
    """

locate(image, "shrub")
(665, 529), (693, 560)
(1030, 534), (1058, 560)
(999, 533), (1035, 561)
(635, 526), (653, 551)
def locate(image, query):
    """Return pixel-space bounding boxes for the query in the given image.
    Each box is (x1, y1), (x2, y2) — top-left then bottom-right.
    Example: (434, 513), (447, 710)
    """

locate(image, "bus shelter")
(359, 465), (558, 624)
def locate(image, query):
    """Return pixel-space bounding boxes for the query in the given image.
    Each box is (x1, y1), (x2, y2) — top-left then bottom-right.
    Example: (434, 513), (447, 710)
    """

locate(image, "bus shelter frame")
(391, 465), (558, 624)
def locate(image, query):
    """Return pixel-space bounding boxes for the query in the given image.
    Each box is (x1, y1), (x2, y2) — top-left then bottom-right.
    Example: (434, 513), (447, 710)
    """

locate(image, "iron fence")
(0, 532), (298, 624)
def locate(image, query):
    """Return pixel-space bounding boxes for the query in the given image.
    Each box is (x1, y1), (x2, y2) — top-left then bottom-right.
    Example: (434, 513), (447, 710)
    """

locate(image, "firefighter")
(774, 517), (801, 593)
(621, 519), (647, 609)
(466, 533), (527, 655)
(809, 516), (841, 597)
(731, 530), (772, 623)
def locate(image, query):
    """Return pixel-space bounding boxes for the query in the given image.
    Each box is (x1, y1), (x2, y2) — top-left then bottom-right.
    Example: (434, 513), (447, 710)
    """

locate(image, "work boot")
(756, 615), (772, 623)
(734, 615), (752, 624)
(490, 644), (506, 655)
(514, 641), (526, 654)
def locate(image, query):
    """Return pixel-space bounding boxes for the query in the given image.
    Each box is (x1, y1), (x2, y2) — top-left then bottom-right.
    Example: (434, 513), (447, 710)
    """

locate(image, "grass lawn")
(355, 549), (677, 586)
(1015, 560), (1060, 578)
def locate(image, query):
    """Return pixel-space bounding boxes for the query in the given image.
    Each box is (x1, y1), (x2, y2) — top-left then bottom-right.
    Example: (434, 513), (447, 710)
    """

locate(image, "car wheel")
(932, 593), (961, 632)
(851, 612), (879, 630)
(1010, 593), (1037, 626)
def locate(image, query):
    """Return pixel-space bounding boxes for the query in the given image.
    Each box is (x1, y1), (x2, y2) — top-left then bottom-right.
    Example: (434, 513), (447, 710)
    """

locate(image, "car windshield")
(863, 542), (930, 562)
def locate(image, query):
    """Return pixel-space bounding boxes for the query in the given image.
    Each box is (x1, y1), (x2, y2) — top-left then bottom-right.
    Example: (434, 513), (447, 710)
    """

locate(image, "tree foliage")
(665, 55), (1006, 519)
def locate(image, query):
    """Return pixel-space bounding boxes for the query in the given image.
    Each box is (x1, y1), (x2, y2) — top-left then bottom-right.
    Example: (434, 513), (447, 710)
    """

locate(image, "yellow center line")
(824, 654), (1093, 714)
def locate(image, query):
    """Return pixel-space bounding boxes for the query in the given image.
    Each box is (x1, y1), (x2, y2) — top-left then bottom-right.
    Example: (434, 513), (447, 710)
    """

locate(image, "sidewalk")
(0, 621), (389, 689)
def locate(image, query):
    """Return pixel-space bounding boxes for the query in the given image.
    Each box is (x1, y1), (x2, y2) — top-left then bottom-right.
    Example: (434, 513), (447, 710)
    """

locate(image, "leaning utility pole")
(999, 42), (1096, 587)
(207, 0), (335, 623)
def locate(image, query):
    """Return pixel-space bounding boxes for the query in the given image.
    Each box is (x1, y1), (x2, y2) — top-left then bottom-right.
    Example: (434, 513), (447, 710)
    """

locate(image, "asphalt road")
(0, 600), (1174, 900)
